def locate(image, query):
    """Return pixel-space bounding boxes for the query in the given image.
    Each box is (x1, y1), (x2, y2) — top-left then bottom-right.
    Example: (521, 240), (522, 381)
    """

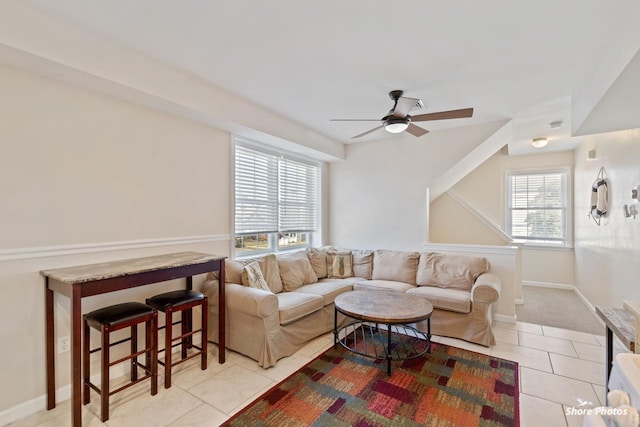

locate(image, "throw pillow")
(328, 251), (354, 278)
(224, 254), (283, 293)
(241, 261), (272, 292)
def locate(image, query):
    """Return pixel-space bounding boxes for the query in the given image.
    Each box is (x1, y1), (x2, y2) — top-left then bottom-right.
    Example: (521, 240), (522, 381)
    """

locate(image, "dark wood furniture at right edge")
(595, 306), (636, 387)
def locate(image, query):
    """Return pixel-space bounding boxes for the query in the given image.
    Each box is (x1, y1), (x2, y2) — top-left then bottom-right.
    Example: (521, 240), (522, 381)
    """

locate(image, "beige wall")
(429, 150), (576, 293)
(328, 120), (507, 250)
(574, 128), (640, 306)
(0, 64), (232, 417)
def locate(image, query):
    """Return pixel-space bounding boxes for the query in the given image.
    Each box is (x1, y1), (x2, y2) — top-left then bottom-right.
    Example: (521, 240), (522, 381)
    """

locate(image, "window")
(234, 142), (320, 256)
(506, 168), (571, 247)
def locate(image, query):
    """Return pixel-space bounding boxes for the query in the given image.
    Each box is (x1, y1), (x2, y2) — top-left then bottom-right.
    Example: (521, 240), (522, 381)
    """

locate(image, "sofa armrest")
(202, 279), (278, 318)
(471, 273), (501, 305)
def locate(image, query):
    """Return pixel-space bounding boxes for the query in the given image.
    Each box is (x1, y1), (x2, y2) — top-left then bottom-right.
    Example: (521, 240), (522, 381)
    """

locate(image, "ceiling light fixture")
(384, 117), (410, 133)
(532, 137), (548, 148)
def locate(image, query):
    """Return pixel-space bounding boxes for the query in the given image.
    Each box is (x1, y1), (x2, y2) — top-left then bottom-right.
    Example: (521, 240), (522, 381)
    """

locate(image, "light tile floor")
(8, 321), (621, 427)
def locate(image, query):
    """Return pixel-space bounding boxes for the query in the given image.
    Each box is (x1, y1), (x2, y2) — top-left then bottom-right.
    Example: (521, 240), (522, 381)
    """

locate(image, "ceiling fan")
(330, 90), (474, 139)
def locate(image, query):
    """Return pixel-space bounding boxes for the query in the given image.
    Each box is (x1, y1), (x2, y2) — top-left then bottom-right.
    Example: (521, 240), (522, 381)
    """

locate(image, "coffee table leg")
(386, 323), (392, 376)
(333, 307), (338, 349)
(427, 318), (432, 353)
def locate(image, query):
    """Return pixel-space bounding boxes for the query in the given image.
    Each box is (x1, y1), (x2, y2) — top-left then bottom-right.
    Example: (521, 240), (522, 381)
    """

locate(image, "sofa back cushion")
(416, 252), (489, 291)
(307, 248), (329, 279)
(277, 251), (319, 291)
(225, 254), (283, 293)
(352, 250), (374, 279)
(371, 250), (419, 285)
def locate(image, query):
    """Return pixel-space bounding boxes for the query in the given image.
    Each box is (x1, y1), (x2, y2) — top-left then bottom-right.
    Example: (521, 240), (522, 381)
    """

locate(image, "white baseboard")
(523, 280), (574, 290)
(0, 363), (134, 425)
(494, 313), (517, 324)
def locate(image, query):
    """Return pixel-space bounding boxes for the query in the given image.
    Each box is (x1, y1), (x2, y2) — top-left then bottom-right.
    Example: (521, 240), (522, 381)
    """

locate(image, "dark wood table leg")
(71, 286), (83, 427)
(606, 326), (613, 387)
(185, 276), (193, 349)
(45, 280), (55, 410)
(218, 263), (225, 364)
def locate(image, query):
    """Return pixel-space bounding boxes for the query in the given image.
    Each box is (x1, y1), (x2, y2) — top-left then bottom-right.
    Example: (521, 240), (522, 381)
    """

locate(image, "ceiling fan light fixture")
(532, 137), (548, 148)
(384, 118), (410, 133)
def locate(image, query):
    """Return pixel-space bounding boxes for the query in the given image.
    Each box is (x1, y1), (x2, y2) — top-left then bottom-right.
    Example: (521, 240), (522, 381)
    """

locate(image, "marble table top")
(40, 251), (225, 284)
(596, 305), (635, 351)
(335, 290), (433, 324)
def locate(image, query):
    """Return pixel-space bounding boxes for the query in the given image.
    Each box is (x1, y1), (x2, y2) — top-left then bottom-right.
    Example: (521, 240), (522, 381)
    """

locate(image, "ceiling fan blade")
(411, 107), (474, 122)
(330, 118), (380, 122)
(351, 125), (384, 139)
(406, 123), (429, 137)
(392, 97), (423, 117)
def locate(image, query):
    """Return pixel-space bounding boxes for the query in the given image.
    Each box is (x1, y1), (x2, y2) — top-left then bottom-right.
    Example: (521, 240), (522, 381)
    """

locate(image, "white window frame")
(232, 137), (322, 257)
(505, 166), (573, 248)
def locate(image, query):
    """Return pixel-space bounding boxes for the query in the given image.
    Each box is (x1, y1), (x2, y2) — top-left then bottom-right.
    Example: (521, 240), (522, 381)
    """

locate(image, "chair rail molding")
(0, 234), (230, 262)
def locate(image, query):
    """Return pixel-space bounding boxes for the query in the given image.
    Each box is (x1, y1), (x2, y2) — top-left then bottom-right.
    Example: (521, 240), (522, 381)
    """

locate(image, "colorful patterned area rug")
(222, 337), (519, 426)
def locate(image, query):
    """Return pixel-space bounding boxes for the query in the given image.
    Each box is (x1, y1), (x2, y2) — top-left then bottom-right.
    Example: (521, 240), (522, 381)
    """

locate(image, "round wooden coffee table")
(334, 290), (433, 375)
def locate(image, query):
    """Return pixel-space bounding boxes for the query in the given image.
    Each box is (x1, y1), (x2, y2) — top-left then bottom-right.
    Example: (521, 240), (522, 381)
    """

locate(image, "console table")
(41, 251), (226, 427)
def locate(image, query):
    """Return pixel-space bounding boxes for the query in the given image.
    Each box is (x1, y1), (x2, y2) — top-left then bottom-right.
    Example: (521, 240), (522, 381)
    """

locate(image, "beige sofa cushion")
(352, 250), (374, 279)
(371, 250), (419, 284)
(307, 248), (329, 279)
(327, 251), (354, 278)
(353, 279), (415, 293)
(416, 253), (489, 291)
(276, 292), (324, 325)
(278, 251), (318, 291)
(407, 286), (471, 313)
(295, 278), (356, 306)
(225, 254), (283, 293)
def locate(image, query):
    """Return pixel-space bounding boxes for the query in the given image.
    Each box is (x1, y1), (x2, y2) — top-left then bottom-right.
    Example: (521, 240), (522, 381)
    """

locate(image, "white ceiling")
(17, 1), (640, 153)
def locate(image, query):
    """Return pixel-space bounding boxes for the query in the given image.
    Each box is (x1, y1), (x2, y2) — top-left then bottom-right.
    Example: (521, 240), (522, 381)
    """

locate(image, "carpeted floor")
(516, 286), (604, 335)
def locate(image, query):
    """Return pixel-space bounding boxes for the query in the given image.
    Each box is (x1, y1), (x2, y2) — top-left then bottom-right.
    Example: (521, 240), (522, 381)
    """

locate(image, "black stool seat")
(146, 290), (205, 310)
(84, 302), (155, 329)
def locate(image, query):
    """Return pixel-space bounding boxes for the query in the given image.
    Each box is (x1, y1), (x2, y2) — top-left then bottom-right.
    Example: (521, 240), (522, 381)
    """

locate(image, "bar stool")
(145, 289), (208, 388)
(83, 302), (158, 422)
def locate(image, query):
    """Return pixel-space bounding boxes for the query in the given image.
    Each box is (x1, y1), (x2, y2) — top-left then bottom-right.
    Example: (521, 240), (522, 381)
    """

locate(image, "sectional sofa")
(202, 248), (501, 368)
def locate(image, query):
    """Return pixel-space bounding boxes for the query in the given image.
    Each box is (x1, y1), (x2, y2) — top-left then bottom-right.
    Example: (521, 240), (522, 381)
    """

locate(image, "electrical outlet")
(57, 336), (70, 354)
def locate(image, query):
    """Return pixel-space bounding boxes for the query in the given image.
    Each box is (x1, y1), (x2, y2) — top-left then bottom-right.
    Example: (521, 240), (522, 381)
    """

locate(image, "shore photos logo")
(565, 396), (639, 424)
(565, 406), (631, 417)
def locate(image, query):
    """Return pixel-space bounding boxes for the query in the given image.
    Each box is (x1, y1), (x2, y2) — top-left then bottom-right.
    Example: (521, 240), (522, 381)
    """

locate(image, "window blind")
(234, 146), (278, 235)
(279, 157), (317, 232)
(508, 172), (567, 243)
